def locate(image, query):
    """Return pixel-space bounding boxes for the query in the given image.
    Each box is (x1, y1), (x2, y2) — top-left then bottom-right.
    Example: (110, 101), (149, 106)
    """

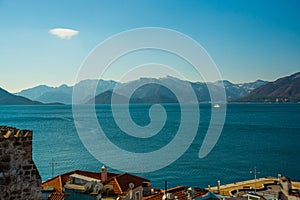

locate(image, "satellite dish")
(103, 184), (114, 192)
(129, 182), (135, 189)
(84, 182), (93, 193)
(94, 183), (104, 194)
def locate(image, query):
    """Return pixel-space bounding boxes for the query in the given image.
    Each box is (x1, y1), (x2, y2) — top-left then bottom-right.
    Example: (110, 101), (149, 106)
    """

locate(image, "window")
(135, 191), (140, 200)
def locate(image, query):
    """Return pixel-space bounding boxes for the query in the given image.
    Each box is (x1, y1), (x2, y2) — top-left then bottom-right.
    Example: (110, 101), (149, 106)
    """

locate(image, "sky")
(0, 0), (299, 92)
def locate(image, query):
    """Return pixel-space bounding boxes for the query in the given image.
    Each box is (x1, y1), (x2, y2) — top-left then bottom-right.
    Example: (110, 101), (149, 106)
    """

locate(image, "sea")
(0, 103), (299, 189)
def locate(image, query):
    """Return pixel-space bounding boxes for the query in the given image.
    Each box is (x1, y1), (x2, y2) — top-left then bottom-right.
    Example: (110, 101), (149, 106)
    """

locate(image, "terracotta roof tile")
(42, 169), (120, 192)
(42, 169), (150, 197)
(107, 177), (123, 195)
(48, 191), (69, 200)
(115, 173), (150, 193)
(103, 173), (150, 195)
(42, 176), (63, 193)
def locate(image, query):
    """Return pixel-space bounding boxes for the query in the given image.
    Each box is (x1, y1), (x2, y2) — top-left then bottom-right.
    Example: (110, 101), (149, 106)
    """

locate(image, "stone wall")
(0, 126), (42, 200)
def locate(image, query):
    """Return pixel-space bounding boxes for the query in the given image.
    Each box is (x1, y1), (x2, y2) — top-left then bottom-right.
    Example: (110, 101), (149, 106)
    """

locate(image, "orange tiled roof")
(48, 191), (69, 200)
(105, 173), (150, 195)
(116, 173), (150, 192)
(42, 169), (150, 196)
(42, 169), (119, 192)
(42, 176), (63, 193)
(107, 177), (123, 195)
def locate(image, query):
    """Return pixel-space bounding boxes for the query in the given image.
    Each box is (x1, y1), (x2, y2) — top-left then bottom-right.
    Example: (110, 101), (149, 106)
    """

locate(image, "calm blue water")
(0, 104), (299, 189)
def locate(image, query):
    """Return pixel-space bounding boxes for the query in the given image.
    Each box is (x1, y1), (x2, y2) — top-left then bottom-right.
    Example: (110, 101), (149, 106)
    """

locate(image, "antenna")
(141, 166), (145, 178)
(250, 166), (260, 194)
(49, 158), (57, 178)
(163, 180), (168, 200)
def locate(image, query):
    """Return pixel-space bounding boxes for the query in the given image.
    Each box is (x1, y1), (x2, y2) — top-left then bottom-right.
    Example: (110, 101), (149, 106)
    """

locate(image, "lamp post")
(250, 166), (260, 194)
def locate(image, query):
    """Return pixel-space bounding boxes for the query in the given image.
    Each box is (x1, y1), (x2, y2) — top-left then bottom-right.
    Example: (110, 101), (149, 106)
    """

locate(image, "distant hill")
(16, 80), (118, 104)
(87, 90), (128, 104)
(130, 83), (179, 104)
(238, 80), (268, 93)
(237, 72), (300, 102)
(0, 87), (42, 105)
(115, 77), (191, 102)
(88, 84), (179, 104)
(87, 77), (267, 104)
(15, 84), (72, 104)
(114, 76), (267, 103)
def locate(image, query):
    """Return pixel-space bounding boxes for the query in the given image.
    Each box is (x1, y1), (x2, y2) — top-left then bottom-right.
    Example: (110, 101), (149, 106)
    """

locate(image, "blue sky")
(0, 0), (299, 92)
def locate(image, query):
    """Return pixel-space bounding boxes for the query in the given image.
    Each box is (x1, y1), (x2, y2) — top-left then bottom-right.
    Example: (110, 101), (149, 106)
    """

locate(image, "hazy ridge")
(14, 76), (268, 104)
(2, 72), (299, 105)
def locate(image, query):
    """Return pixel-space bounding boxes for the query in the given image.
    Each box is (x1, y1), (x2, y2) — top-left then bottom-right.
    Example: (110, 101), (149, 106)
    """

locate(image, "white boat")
(213, 103), (221, 108)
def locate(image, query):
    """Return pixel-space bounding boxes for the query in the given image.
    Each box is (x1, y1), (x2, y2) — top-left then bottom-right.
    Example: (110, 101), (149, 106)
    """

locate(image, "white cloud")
(49, 28), (79, 39)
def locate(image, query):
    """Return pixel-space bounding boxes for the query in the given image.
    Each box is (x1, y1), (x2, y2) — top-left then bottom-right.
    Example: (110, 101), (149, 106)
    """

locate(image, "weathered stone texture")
(0, 126), (42, 200)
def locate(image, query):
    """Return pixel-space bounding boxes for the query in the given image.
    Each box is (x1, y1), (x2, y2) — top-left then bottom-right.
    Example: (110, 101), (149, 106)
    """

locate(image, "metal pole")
(52, 158), (54, 178)
(165, 180), (168, 199)
(250, 166), (260, 194)
(165, 180), (167, 193)
(49, 158), (56, 178)
(254, 167), (256, 194)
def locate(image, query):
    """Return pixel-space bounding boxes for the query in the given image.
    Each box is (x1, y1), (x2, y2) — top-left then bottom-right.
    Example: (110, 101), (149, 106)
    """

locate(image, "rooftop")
(207, 177), (278, 196)
(292, 181), (300, 190)
(70, 173), (101, 182)
(42, 169), (150, 197)
(142, 186), (208, 200)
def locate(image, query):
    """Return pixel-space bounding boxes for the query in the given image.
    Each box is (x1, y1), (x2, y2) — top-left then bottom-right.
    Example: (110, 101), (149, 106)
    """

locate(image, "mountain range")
(16, 79), (118, 104)
(15, 76), (267, 104)
(1, 72), (299, 105)
(237, 72), (300, 102)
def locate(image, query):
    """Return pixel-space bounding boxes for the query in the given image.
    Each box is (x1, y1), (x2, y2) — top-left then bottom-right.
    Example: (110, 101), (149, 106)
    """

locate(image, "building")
(207, 177), (279, 197)
(279, 176), (300, 200)
(42, 166), (151, 200)
(0, 126), (42, 199)
(142, 185), (208, 200)
(206, 175), (300, 200)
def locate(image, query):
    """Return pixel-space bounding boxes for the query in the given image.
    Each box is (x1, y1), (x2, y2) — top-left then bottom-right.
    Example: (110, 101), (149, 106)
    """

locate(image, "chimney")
(101, 165), (107, 182)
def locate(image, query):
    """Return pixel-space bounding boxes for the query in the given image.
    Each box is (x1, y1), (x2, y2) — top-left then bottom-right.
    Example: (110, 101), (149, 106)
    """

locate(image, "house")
(42, 166), (151, 200)
(142, 185), (208, 200)
(105, 172), (151, 200)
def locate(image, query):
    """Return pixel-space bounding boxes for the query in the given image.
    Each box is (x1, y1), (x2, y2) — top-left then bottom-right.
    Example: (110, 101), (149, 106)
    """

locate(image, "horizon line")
(2, 71), (299, 93)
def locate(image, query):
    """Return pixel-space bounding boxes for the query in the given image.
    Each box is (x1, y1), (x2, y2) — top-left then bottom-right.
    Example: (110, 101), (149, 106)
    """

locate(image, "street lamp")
(250, 166), (260, 194)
